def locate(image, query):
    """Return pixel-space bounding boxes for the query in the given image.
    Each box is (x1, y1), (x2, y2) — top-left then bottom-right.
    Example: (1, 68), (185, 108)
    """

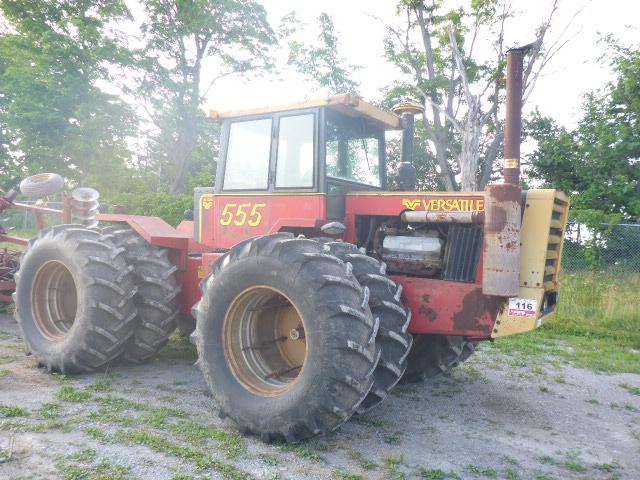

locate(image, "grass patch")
(0, 405), (29, 417)
(383, 455), (407, 480)
(350, 414), (390, 429)
(67, 448), (97, 463)
(168, 420), (245, 459)
(348, 448), (378, 470)
(415, 467), (461, 479)
(619, 383), (640, 396)
(89, 378), (113, 393)
(464, 465), (498, 478)
(57, 386), (92, 402)
(0, 368), (10, 377)
(155, 333), (197, 361)
(115, 429), (251, 479)
(283, 443), (324, 463)
(97, 395), (142, 410)
(0, 354), (17, 364)
(85, 427), (111, 443)
(494, 272), (640, 374)
(61, 461), (130, 480)
(140, 406), (186, 427)
(551, 272), (639, 342)
(538, 451), (588, 473)
(40, 402), (62, 419)
(333, 471), (364, 480)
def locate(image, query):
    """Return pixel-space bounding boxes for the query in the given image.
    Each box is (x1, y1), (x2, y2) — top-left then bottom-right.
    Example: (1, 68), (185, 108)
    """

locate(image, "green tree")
(282, 12), (360, 95)
(383, 0), (563, 191)
(526, 41), (640, 225)
(136, 0), (275, 194)
(0, 0), (135, 195)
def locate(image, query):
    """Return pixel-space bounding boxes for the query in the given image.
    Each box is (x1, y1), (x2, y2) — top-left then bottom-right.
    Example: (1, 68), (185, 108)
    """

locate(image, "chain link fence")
(562, 223), (640, 273)
(0, 201), (64, 238)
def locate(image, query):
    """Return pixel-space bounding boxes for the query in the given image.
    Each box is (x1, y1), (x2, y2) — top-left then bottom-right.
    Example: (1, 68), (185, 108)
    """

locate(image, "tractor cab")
(211, 95), (401, 212)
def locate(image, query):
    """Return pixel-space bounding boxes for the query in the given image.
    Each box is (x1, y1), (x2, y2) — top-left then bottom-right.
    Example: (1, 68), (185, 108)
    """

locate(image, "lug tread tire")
(101, 225), (180, 363)
(194, 233), (379, 442)
(14, 224), (137, 373)
(317, 241), (413, 413)
(401, 334), (477, 384)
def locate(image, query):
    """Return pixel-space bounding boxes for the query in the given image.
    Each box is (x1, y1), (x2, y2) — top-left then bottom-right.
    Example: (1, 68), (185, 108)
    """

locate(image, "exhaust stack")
(482, 46), (529, 297)
(392, 101), (423, 190)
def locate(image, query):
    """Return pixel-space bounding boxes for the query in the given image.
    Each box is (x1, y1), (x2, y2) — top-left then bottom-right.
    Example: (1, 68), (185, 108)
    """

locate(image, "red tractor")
(10, 50), (569, 442)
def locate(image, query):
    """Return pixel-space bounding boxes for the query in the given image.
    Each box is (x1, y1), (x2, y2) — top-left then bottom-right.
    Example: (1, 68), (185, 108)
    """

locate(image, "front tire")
(14, 225), (137, 372)
(401, 335), (477, 383)
(194, 233), (379, 442)
(317, 241), (412, 413)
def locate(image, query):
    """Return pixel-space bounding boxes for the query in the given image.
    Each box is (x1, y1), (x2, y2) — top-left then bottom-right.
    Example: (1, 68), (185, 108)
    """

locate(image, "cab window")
(223, 118), (272, 190)
(276, 114), (314, 188)
(326, 115), (381, 187)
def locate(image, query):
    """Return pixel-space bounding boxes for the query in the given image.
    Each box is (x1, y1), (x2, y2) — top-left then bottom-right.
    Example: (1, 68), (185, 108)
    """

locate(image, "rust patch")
(486, 183), (520, 203)
(418, 304), (437, 321)
(485, 206), (507, 233)
(452, 288), (506, 334)
(417, 294), (437, 321)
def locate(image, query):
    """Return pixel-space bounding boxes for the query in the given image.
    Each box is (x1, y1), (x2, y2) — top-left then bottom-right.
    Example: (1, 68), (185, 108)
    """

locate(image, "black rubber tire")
(194, 233), (380, 442)
(316, 241), (412, 413)
(401, 334), (477, 383)
(19, 173), (64, 198)
(101, 225), (180, 363)
(14, 224), (137, 373)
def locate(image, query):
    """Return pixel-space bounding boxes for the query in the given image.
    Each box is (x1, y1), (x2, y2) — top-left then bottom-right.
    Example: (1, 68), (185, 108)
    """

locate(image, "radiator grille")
(544, 192), (570, 291)
(442, 224), (483, 283)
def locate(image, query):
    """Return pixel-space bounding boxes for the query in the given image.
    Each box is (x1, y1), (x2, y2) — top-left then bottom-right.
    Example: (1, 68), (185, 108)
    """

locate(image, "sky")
(203, 0), (639, 129)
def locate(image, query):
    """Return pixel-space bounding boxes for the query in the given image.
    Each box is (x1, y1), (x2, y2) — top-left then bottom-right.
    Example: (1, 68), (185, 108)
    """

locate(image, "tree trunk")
(458, 99), (482, 191)
(169, 109), (196, 195)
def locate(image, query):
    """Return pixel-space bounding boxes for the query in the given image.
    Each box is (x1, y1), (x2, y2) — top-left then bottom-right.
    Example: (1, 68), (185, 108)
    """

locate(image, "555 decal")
(219, 203), (267, 227)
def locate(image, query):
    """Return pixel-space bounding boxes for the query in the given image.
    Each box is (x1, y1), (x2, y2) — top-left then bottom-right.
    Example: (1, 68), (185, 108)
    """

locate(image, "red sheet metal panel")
(197, 194), (327, 250)
(98, 214), (190, 251)
(391, 275), (505, 338)
(180, 252), (224, 319)
(346, 191), (485, 217)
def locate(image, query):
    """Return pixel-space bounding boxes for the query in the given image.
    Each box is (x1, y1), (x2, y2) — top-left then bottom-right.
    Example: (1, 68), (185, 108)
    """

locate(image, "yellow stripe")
(504, 158), (519, 168)
(346, 192), (483, 197)
(205, 192), (327, 196)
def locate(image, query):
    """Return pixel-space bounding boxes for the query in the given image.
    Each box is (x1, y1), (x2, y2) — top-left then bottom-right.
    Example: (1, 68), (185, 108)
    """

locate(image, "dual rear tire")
(14, 224), (179, 372)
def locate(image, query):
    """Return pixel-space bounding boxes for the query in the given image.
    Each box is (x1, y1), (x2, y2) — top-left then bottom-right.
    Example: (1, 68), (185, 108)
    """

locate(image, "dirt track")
(0, 312), (638, 480)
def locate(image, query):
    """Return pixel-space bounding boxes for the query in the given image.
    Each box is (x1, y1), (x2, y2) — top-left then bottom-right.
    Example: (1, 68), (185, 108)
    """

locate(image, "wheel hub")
(223, 286), (307, 397)
(31, 260), (78, 341)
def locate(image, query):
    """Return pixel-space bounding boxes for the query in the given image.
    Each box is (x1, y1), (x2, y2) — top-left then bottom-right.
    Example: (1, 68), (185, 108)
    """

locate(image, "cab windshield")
(325, 112), (382, 187)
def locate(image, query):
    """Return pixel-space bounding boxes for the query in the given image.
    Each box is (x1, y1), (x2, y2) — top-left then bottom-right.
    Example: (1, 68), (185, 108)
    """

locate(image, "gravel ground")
(0, 312), (638, 480)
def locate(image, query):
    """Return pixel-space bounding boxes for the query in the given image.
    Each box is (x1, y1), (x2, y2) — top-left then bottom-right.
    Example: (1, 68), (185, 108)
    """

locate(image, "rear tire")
(195, 233), (379, 442)
(401, 335), (477, 383)
(101, 225), (180, 363)
(317, 241), (412, 413)
(14, 225), (137, 372)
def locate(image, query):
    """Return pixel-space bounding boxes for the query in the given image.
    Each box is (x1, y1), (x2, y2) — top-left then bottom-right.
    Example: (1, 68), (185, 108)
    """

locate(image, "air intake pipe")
(392, 101), (423, 190)
(482, 45), (530, 297)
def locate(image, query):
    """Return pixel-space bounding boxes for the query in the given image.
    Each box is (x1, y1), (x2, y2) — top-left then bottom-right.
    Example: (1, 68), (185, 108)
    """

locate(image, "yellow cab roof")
(209, 94), (403, 131)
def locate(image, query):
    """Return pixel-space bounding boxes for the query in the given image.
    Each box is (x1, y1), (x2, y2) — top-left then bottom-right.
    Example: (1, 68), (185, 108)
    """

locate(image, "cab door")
(197, 110), (327, 249)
